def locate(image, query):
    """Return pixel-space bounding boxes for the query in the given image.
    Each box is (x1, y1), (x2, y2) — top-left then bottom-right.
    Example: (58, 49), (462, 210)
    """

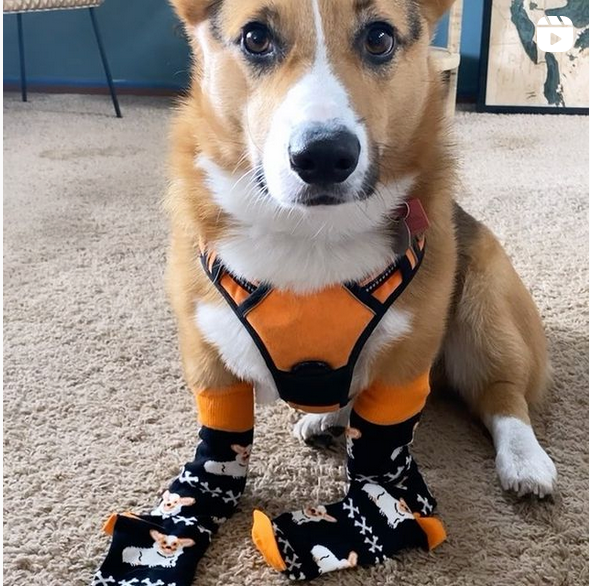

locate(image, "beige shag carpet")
(3, 93), (589, 586)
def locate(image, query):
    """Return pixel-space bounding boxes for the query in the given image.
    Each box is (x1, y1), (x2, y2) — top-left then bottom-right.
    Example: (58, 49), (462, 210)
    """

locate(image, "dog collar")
(394, 198), (430, 236)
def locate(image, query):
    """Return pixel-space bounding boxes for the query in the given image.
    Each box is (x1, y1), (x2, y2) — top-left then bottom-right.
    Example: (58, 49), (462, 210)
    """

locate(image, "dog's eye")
(242, 23), (273, 55)
(363, 23), (395, 59)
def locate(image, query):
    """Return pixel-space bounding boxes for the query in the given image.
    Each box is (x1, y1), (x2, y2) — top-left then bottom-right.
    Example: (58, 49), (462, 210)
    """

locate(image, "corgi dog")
(311, 545), (358, 574)
(203, 443), (251, 478)
(292, 505), (338, 525)
(122, 530), (195, 568)
(362, 484), (415, 529)
(166, 0), (556, 499)
(151, 490), (196, 518)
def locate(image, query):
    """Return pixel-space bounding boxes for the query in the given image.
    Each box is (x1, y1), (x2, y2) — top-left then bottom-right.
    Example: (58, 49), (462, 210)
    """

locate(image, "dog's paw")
(496, 447), (556, 498)
(494, 418), (557, 497)
(293, 413), (344, 443)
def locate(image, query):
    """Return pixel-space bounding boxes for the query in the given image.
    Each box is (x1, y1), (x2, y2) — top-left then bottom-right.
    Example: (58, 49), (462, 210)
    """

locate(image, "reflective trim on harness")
(200, 235), (425, 411)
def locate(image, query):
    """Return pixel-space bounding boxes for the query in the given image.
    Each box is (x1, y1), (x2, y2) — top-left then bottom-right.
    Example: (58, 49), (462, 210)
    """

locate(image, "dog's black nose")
(289, 126), (360, 185)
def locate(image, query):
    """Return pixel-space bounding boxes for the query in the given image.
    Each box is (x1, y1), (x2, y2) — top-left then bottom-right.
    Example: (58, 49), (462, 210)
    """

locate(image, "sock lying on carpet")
(91, 383), (253, 586)
(252, 378), (446, 581)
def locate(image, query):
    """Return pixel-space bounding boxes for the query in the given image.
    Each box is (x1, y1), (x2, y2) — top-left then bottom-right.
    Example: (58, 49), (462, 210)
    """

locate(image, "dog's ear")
(398, 498), (412, 514)
(178, 537), (196, 548)
(179, 496), (196, 506)
(150, 529), (164, 542)
(345, 427), (362, 440)
(417, 0), (456, 24)
(170, 0), (221, 26)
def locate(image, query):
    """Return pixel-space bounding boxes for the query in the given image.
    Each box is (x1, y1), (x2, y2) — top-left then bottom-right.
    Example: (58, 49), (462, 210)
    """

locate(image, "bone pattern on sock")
(92, 426), (253, 586)
(346, 411), (436, 515)
(255, 411), (442, 581)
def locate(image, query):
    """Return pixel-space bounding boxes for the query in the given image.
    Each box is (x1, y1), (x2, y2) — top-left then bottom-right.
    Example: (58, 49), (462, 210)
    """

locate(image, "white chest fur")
(195, 298), (412, 404)
(194, 156), (415, 402)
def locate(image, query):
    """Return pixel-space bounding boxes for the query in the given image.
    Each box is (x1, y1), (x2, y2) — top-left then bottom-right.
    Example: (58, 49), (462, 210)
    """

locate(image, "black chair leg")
(17, 13), (27, 102)
(88, 7), (121, 118)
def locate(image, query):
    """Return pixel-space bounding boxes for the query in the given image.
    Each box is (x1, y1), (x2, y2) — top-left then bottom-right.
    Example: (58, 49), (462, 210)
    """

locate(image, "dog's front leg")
(92, 382), (254, 586)
(253, 374), (445, 581)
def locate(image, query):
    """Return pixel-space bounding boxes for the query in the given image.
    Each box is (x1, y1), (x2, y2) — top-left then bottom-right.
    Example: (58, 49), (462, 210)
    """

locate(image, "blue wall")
(3, 0), (483, 98)
(448, 2), (485, 98)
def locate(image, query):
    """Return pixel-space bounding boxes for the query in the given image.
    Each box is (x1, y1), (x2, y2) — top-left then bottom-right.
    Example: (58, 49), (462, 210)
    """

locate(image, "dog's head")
(171, 0), (453, 233)
(231, 443), (252, 464)
(304, 505), (337, 522)
(150, 529), (196, 556)
(160, 490), (196, 513)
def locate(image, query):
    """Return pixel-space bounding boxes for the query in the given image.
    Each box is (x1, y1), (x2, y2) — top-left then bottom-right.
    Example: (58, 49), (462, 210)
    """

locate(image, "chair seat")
(429, 46), (461, 72)
(3, 0), (102, 12)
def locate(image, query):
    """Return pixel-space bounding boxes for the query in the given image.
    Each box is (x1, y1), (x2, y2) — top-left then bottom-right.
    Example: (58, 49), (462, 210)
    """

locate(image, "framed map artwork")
(478, 0), (589, 114)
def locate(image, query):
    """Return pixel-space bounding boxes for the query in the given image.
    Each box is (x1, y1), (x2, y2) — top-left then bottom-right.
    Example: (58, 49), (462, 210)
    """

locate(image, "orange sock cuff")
(354, 372), (430, 425)
(102, 512), (139, 536)
(252, 510), (287, 572)
(195, 382), (254, 432)
(414, 514), (447, 550)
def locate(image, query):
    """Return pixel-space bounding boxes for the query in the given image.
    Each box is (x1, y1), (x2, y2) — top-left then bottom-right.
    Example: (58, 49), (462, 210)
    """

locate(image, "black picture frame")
(477, 0), (589, 115)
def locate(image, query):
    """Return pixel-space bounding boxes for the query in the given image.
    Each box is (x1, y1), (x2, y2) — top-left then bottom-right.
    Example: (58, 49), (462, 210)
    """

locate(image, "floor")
(3, 93), (589, 586)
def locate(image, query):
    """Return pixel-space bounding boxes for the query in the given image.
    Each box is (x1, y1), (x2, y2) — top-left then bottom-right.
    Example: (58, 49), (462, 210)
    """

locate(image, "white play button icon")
(536, 15), (575, 53)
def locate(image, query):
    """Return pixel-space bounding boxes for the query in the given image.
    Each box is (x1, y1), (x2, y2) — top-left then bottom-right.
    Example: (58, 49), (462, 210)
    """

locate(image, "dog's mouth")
(158, 548), (176, 557)
(255, 166), (378, 208)
(299, 194), (343, 206)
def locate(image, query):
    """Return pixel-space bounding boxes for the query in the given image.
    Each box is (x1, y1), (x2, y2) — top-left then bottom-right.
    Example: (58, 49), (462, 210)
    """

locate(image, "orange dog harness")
(200, 234), (425, 413)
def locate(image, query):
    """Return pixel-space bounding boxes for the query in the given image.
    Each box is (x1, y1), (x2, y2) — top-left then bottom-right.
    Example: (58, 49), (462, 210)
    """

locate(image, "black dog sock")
(253, 378), (445, 581)
(92, 384), (254, 586)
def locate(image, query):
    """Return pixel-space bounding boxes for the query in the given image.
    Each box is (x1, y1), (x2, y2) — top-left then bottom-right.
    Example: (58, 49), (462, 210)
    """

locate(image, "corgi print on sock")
(291, 505), (337, 525)
(122, 529), (195, 568)
(311, 545), (358, 574)
(203, 444), (251, 478)
(362, 484), (414, 529)
(345, 427), (362, 459)
(151, 490), (196, 518)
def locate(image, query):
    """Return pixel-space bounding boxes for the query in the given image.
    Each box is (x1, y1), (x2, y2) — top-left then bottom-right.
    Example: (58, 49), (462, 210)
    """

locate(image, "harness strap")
(199, 235), (425, 410)
(201, 236), (424, 312)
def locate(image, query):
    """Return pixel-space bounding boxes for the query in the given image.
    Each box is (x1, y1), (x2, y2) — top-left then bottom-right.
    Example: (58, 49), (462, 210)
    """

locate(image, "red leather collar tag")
(396, 198), (430, 236)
